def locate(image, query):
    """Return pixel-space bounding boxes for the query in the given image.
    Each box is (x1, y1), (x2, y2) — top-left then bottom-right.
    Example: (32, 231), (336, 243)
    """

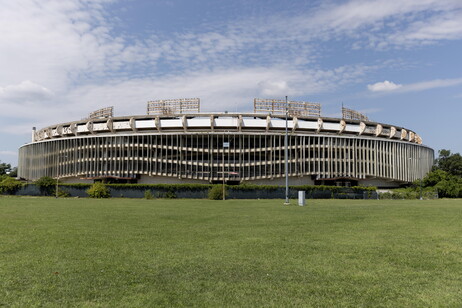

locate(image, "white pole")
(284, 96), (289, 205)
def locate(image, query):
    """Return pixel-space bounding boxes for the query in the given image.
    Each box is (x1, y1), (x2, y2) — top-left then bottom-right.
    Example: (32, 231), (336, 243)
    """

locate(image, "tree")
(0, 161), (11, 175)
(435, 177), (462, 198)
(435, 149), (462, 177)
(423, 169), (450, 187)
(7, 167), (17, 178)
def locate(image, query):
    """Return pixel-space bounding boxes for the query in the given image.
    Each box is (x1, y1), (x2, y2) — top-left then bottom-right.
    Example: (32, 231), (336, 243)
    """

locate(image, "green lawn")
(0, 197), (461, 307)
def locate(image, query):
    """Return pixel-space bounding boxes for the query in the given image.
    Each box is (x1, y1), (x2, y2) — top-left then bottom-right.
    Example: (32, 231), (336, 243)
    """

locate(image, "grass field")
(0, 197), (461, 307)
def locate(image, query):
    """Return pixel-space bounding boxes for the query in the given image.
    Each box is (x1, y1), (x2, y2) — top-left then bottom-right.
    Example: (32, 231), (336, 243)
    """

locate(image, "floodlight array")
(147, 98), (200, 115)
(342, 107), (369, 121)
(88, 106), (113, 119)
(254, 98), (321, 117)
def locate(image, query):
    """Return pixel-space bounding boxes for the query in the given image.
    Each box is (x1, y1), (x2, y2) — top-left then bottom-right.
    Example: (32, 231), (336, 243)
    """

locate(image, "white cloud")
(383, 11), (462, 47)
(367, 78), (462, 93)
(303, 0), (462, 49)
(0, 0), (150, 91)
(368, 80), (402, 92)
(403, 78), (462, 92)
(0, 81), (54, 102)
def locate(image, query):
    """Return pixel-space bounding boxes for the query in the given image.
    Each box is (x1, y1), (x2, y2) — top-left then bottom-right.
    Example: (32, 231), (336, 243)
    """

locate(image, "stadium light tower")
(284, 96), (289, 205)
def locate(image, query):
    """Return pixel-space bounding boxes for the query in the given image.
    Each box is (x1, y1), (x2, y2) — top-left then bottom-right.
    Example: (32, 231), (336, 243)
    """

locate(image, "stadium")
(18, 98), (434, 188)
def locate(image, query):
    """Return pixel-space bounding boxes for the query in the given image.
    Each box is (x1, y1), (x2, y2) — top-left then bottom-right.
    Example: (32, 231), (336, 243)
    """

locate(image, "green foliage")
(0, 161), (12, 175)
(105, 183), (211, 190)
(60, 183), (92, 188)
(379, 187), (439, 200)
(435, 149), (462, 177)
(435, 179), (462, 198)
(423, 169), (449, 187)
(208, 185), (226, 200)
(86, 182), (110, 198)
(165, 190), (176, 199)
(35, 176), (56, 188)
(144, 190), (154, 200)
(422, 149), (462, 198)
(417, 149), (462, 198)
(0, 176), (23, 194)
(56, 188), (70, 198)
(34, 176), (57, 196)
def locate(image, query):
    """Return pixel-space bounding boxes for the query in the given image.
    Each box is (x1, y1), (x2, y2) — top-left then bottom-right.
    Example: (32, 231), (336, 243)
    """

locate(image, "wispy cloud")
(0, 81), (54, 102)
(367, 78), (462, 93)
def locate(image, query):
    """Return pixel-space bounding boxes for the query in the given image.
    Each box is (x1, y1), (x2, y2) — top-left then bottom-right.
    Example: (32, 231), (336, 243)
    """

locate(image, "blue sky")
(1, 0), (462, 166)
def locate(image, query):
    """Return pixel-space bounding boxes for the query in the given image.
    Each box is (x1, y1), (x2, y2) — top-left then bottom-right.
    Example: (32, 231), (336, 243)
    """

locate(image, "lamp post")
(284, 96), (289, 205)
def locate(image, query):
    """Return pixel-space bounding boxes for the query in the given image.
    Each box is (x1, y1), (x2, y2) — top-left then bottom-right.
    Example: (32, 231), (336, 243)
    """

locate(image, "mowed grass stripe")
(0, 197), (461, 307)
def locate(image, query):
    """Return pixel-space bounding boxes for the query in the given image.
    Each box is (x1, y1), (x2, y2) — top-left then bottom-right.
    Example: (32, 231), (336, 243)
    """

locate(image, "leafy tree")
(423, 169), (450, 187)
(8, 167), (18, 178)
(435, 149), (462, 177)
(420, 149), (462, 198)
(0, 161), (11, 175)
(435, 178), (462, 198)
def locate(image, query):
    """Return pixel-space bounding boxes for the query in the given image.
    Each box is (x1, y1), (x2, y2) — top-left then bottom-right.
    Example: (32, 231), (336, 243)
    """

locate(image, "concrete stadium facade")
(18, 113), (434, 187)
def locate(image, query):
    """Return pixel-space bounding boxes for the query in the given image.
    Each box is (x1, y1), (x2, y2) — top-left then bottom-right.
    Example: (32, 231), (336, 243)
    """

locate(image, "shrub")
(86, 182), (110, 198)
(0, 177), (22, 194)
(144, 190), (154, 200)
(56, 188), (70, 198)
(379, 192), (393, 199)
(35, 176), (56, 196)
(208, 185), (226, 200)
(165, 190), (176, 199)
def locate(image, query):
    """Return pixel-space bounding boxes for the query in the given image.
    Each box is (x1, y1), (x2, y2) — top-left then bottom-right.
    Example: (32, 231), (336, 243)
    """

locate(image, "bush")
(0, 177), (22, 194)
(165, 190), (176, 199)
(144, 190), (153, 199)
(56, 188), (70, 198)
(86, 182), (110, 198)
(35, 176), (57, 196)
(208, 185), (226, 200)
(379, 192), (393, 199)
(436, 179), (461, 198)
